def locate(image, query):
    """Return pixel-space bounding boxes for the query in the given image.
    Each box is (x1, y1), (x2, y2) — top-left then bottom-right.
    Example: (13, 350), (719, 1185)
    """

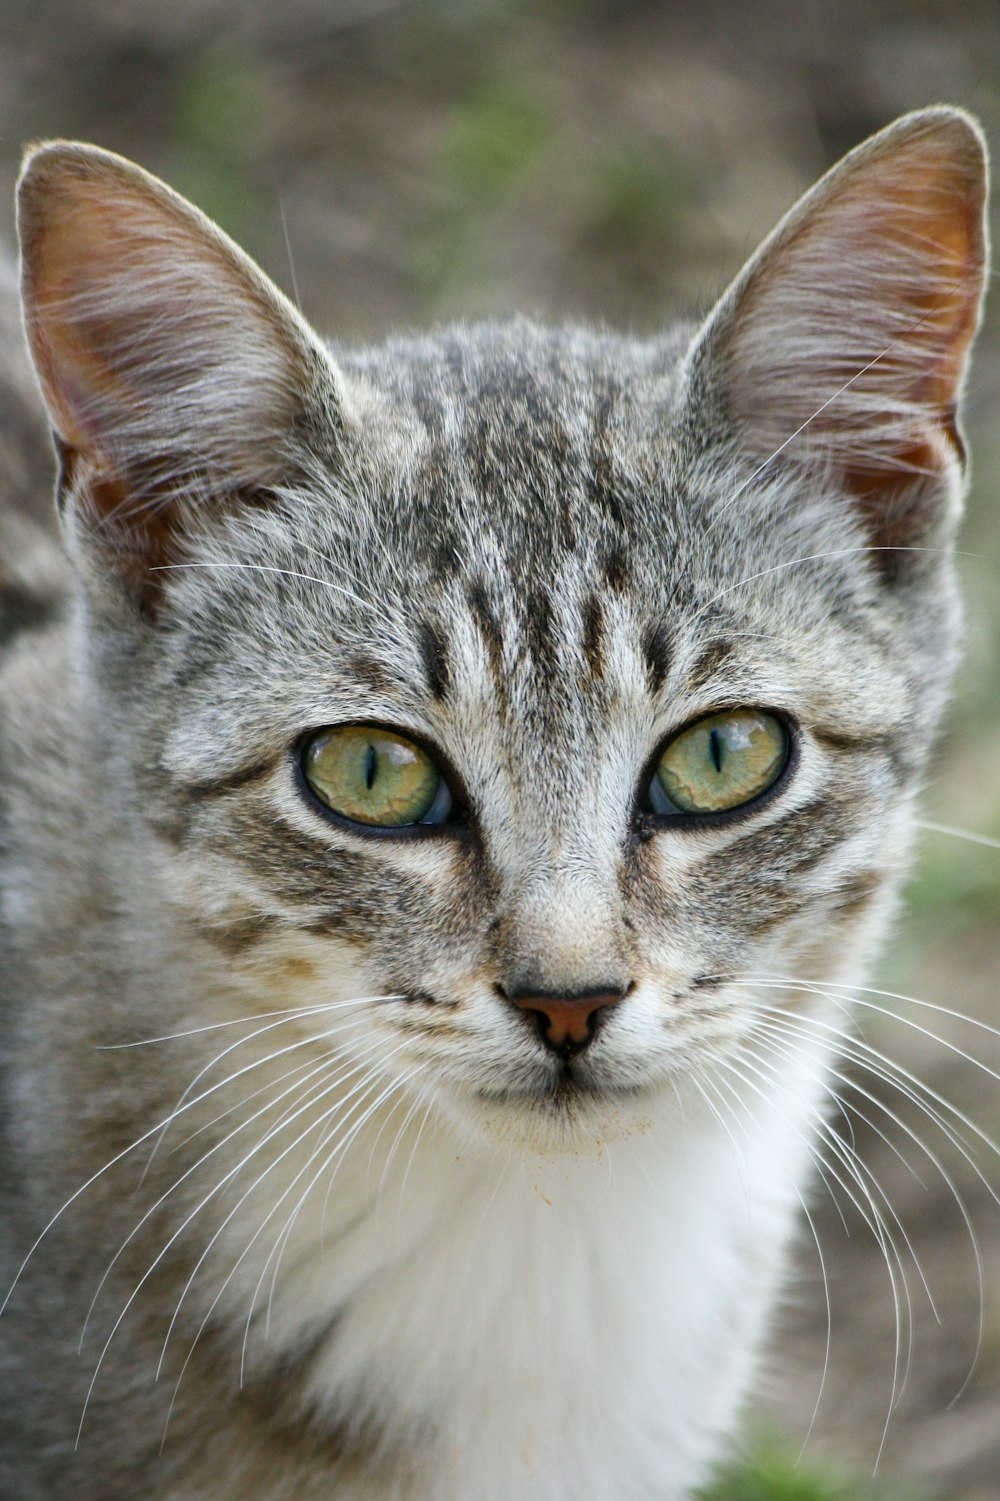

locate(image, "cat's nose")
(506, 987), (624, 1057)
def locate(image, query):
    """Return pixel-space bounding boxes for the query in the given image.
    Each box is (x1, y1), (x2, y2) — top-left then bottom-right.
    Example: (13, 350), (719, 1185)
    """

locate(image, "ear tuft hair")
(17, 141), (334, 582)
(695, 107), (989, 548)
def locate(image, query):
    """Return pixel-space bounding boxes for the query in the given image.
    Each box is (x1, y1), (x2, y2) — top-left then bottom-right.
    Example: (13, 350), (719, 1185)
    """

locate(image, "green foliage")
(167, 51), (273, 240)
(446, 81), (551, 197)
(176, 53), (268, 157)
(582, 144), (697, 252)
(700, 1438), (922, 1501)
(903, 820), (1000, 938)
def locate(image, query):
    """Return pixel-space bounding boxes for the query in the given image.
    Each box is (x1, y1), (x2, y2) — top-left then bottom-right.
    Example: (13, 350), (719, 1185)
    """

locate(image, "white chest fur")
(250, 1036), (832, 1501)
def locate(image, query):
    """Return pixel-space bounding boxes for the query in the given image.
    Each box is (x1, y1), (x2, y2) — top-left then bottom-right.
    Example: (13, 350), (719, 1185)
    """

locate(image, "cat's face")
(105, 333), (949, 1153)
(16, 112), (986, 1151)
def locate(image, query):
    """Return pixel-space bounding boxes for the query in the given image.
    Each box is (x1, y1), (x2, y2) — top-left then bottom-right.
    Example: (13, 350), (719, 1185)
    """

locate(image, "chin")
(444, 1064), (667, 1154)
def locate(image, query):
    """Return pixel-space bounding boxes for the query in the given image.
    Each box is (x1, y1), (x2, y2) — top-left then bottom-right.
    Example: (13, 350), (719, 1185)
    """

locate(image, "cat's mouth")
(460, 1060), (664, 1149)
(477, 1058), (651, 1109)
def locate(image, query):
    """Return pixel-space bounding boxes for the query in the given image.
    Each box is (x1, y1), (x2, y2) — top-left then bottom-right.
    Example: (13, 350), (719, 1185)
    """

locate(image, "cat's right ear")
(17, 141), (341, 601)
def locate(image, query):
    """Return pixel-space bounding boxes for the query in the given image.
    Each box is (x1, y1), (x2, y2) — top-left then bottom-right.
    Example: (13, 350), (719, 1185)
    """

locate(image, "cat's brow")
(149, 561), (379, 616)
(691, 544), (968, 620)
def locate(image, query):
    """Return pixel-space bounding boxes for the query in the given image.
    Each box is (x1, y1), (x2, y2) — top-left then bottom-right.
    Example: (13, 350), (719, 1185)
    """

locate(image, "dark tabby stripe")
(811, 724), (911, 782)
(466, 578), (505, 684)
(810, 725), (898, 755)
(417, 621), (451, 700)
(829, 869), (883, 917)
(347, 655), (398, 693)
(181, 755), (280, 801)
(580, 593), (605, 681)
(523, 586), (556, 679)
(642, 622), (672, 693)
(685, 638), (737, 692)
(600, 547), (630, 593)
(196, 913), (284, 955)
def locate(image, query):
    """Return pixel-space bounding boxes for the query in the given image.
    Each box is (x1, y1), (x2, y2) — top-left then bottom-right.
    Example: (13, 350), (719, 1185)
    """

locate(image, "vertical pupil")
(709, 728), (724, 774)
(364, 743), (378, 791)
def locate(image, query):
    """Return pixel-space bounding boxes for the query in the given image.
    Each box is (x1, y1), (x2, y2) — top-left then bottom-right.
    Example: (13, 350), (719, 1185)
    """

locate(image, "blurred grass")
(446, 80), (550, 194)
(412, 75), (553, 304)
(701, 1436), (922, 1501)
(168, 50), (274, 241)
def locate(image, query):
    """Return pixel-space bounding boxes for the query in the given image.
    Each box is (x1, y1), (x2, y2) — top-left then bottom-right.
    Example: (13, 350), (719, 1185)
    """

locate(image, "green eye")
(302, 726), (452, 829)
(650, 710), (788, 816)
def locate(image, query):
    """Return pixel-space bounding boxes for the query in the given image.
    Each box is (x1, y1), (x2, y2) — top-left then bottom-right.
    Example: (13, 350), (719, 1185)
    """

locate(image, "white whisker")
(149, 561), (378, 617)
(748, 992), (995, 1405)
(2, 1019), (359, 1321)
(152, 1037), (400, 1378)
(97, 993), (402, 1049)
(171, 1063), (414, 1419)
(917, 819), (1000, 852)
(79, 1041), (359, 1352)
(76, 1033), (394, 1442)
(139, 996), (388, 1177)
(717, 1046), (914, 1443)
(80, 1034), (387, 1359)
(792, 1186), (834, 1464)
(264, 1064), (426, 1341)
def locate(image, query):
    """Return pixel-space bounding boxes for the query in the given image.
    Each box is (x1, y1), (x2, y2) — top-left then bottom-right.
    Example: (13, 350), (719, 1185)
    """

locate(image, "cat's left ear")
(17, 141), (342, 598)
(692, 107), (989, 551)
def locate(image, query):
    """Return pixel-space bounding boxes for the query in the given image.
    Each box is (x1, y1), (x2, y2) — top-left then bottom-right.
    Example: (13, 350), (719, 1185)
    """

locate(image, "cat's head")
(16, 111), (987, 1150)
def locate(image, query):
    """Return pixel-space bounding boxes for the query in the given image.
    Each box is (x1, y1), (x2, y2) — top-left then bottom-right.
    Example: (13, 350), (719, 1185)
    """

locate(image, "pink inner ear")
(21, 198), (150, 459)
(18, 143), (315, 530)
(19, 158), (166, 449)
(718, 116), (988, 510)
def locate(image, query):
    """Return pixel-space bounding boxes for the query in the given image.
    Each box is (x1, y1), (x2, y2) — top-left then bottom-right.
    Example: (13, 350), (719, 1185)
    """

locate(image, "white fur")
(240, 1012), (837, 1501)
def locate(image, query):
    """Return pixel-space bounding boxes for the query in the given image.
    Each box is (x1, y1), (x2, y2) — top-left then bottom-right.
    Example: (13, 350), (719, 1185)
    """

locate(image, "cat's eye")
(649, 710), (788, 817)
(301, 725), (453, 829)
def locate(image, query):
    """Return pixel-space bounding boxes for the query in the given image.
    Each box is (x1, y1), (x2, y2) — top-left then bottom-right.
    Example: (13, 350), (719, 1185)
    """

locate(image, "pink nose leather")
(510, 991), (622, 1052)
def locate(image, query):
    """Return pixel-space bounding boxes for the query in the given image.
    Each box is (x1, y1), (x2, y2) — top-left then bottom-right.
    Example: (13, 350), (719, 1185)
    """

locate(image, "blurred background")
(2, 1), (998, 1496)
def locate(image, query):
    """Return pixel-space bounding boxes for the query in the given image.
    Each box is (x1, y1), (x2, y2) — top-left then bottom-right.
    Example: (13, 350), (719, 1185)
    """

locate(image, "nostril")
(507, 988), (625, 1057)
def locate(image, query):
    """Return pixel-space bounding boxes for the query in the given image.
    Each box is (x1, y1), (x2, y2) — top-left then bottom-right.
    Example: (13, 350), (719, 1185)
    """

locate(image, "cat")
(0, 106), (988, 1500)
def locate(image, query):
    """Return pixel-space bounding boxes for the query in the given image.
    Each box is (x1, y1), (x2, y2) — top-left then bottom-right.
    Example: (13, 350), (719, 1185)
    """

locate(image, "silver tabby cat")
(0, 109), (989, 1499)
